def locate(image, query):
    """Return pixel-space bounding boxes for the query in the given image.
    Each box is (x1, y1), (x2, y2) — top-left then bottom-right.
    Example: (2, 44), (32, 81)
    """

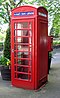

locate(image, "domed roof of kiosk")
(12, 5), (48, 12)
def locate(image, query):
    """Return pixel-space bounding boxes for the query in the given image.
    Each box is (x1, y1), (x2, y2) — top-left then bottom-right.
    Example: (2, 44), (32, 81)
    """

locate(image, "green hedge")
(4, 28), (10, 59)
(53, 40), (60, 46)
(0, 42), (3, 51)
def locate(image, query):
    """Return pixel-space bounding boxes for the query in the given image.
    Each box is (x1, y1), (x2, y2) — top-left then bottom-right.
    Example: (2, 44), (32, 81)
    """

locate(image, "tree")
(4, 28), (10, 59)
(0, 0), (23, 25)
(0, 0), (23, 59)
(0, 0), (60, 59)
(47, 0), (60, 36)
(52, 13), (60, 37)
(23, 0), (60, 36)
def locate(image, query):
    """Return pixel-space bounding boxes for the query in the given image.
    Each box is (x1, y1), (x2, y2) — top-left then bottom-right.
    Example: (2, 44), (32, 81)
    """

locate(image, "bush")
(0, 42), (3, 51)
(4, 28), (10, 59)
(53, 40), (60, 46)
(49, 52), (52, 59)
(0, 56), (10, 66)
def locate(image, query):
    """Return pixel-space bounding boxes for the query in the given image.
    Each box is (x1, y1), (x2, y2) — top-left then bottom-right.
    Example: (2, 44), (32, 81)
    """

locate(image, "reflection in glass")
(18, 59), (28, 65)
(29, 31), (32, 45)
(14, 52), (16, 57)
(17, 59), (21, 64)
(18, 45), (28, 51)
(14, 23), (17, 29)
(17, 37), (21, 42)
(14, 44), (16, 50)
(29, 22), (32, 29)
(17, 66), (28, 72)
(29, 61), (32, 66)
(14, 73), (16, 78)
(14, 59), (16, 64)
(14, 37), (17, 43)
(17, 37), (29, 43)
(17, 73), (28, 79)
(29, 30), (32, 36)
(18, 52), (28, 58)
(14, 66), (16, 71)
(14, 30), (17, 36)
(21, 37), (29, 43)
(17, 30), (21, 36)
(17, 30), (28, 37)
(17, 22), (28, 29)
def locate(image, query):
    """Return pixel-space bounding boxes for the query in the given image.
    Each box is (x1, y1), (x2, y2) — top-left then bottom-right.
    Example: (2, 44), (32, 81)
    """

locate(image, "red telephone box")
(11, 5), (48, 90)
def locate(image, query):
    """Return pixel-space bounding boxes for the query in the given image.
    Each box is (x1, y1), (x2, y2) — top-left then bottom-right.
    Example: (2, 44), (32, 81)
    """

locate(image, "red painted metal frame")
(11, 5), (48, 90)
(11, 19), (35, 89)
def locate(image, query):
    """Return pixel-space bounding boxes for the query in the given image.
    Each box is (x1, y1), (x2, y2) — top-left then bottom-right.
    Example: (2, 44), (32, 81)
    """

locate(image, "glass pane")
(18, 52), (28, 58)
(17, 30), (22, 36)
(14, 44), (16, 50)
(18, 45), (28, 51)
(29, 60), (32, 66)
(17, 30), (28, 37)
(17, 37), (29, 43)
(17, 59), (28, 65)
(14, 66), (16, 71)
(17, 37), (22, 43)
(14, 52), (16, 57)
(14, 37), (16, 42)
(14, 23), (17, 29)
(14, 59), (17, 64)
(29, 30), (32, 36)
(29, 47), (32, 52)
(29, 31), (32, 44)
(29, 22), (32, 29)
(14, 73), (16, 78)
(17, 66), (28, 72)
(14, 30), (17, 36)
(17, 22), (28, 29)
(17, 73), (28, 79)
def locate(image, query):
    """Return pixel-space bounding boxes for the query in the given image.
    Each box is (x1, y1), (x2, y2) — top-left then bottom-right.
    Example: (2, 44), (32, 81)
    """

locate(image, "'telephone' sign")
(38, 12), (47, 17)
(14, 11), (34, 16)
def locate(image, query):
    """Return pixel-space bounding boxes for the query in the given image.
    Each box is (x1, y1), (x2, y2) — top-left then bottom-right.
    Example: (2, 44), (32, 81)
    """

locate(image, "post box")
(11, 5), (48, 90)
(48, 36), (53, 73)
(48, 36), (53, 52)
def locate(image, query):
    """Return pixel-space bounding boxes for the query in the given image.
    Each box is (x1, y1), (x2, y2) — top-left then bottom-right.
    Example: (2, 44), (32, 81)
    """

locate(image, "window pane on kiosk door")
(17, 73), (28, 79)
(14, 23), (17, 29)
(17, 30), (28, 36)
(18, 52), (28, 58)
(14, 30), (17, 36)
(29, 22), (32, 29)
(17, 22), (28, 29)
(18, 59), (28, 65)
(17, 66), (28, 73)
(17, 37), (29, 43)
(17, 45), (29, 51)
